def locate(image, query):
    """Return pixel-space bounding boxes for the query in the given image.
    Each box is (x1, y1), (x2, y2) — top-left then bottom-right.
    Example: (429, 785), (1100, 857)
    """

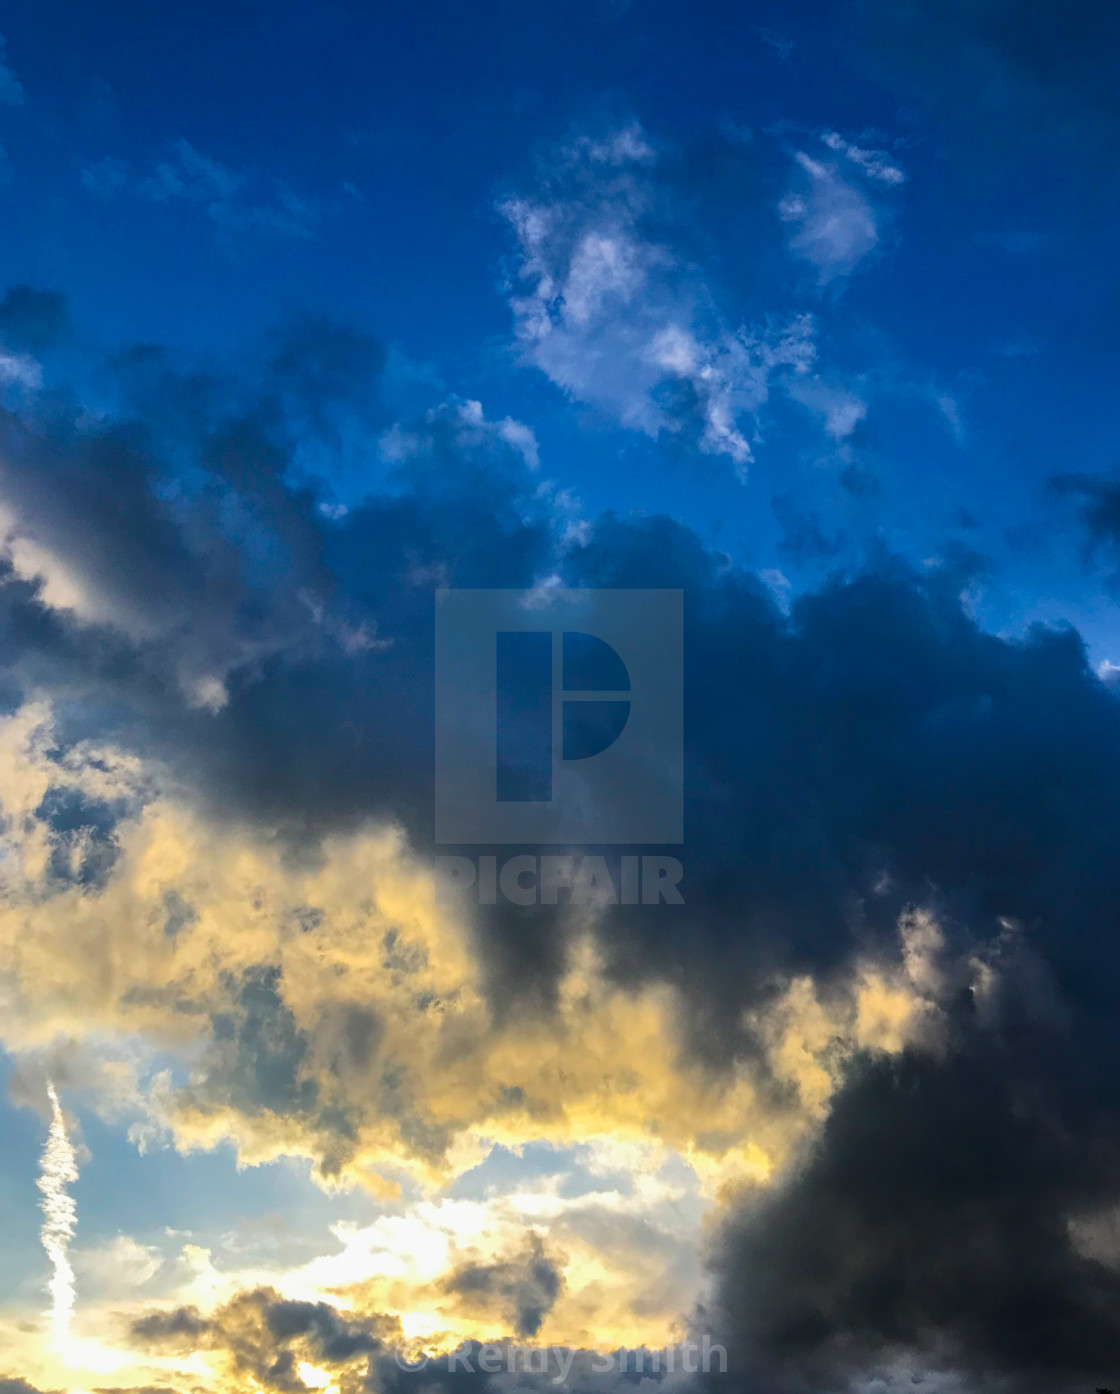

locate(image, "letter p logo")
(495, 630), (632, 803)
(435, 589), (682, 844)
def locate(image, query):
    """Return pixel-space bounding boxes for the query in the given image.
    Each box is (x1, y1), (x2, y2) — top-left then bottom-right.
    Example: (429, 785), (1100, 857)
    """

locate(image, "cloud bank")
(0, 271), (1118, 1392)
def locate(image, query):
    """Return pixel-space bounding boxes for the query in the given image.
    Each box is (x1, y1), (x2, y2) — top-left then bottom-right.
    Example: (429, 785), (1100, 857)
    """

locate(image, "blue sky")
(3, 4), (1120, 1392)
(2, 0), (1117, 640)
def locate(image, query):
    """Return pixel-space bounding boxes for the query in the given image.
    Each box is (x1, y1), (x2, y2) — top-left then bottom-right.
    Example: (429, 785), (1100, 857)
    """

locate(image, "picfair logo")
(435, 588), (682, 844)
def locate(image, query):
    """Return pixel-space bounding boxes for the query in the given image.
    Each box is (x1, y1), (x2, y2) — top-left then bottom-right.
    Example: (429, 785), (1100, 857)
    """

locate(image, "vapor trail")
(37, 1081), (79, 1355)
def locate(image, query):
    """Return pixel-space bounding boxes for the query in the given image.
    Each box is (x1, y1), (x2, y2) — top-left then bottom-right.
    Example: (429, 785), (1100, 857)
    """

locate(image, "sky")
(1, 1), (1120, 1391)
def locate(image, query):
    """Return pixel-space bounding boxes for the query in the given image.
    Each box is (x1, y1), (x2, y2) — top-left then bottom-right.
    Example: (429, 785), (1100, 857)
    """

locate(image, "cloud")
(1051, 472), (1120, 587)
(1, 296), (1120, 1390)
(0, 706), (932, 1205)
(778, 145), (891, 283)
(80, 157), (129, 199)
(0, 318), (411, 715)
(140, 141), (245, 206)
(130, 1286), (395, 1389)
(80, 140), (322, 239)
(37, 1083), (80, 1357)
(0, 350), (40, 393)
(441, 1235), (564, 1337)
(755, 27), (796, 62)
(501, 123), (816, 474)
(125, 1285), (723, 1394)
(784, 374), (868, 442)
(0, 36), (24, 106)
(74, 1236), (165, 1296)
(709, 930), (1120, 1390)
(820, 130), (905, 184)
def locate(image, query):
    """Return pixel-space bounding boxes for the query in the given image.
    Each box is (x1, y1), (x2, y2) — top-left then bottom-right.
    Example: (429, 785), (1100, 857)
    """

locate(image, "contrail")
(37, 1081), (79, 1356)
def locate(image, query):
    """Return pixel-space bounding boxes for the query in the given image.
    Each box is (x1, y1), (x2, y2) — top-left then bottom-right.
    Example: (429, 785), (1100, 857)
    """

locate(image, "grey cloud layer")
(1, 290), (1120, 1392)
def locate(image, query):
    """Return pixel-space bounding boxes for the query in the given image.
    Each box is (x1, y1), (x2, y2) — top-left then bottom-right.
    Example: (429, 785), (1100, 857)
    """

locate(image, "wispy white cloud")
(779, 153), (880, 282)
(933, 388), (966, 444)
(779, 133), (905, 283)
(80, 140), (322, 239)
(785, 374), (868, 442)
(73, 1235), (164, 1297)
(80, 157), (129, 198)
(0, 349), (42, 392)
(37, 1082), (80, 1357)
(755, 27), (795, 61)
(140, 139), (244, 205)
(567, 124), (657, 166)
(501, 124), (816, 475)
(378, 396), (541, 474)
(821, 131), (906, 185)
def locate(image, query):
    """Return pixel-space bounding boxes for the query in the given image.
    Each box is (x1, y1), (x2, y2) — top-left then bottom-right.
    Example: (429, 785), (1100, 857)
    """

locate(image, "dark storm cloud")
(0, 312), (551, 844)
(1052, 472), (1120, 588)
(131, 1288), (393, 1389)
(770, 491), (843, 562)
(130, 1307), (210, 1343)
(4, 290), (1120, 1387)
(554, 526), (1120, 1389)
(442, 1234), (564, 1338)
(566, 520), (1119, 1001)
(708, 935), (1120, 1392)
(130, 1295), (691, 1394)
(130, 1292), (695, 1394)
(130, 1295), (621, 1394)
